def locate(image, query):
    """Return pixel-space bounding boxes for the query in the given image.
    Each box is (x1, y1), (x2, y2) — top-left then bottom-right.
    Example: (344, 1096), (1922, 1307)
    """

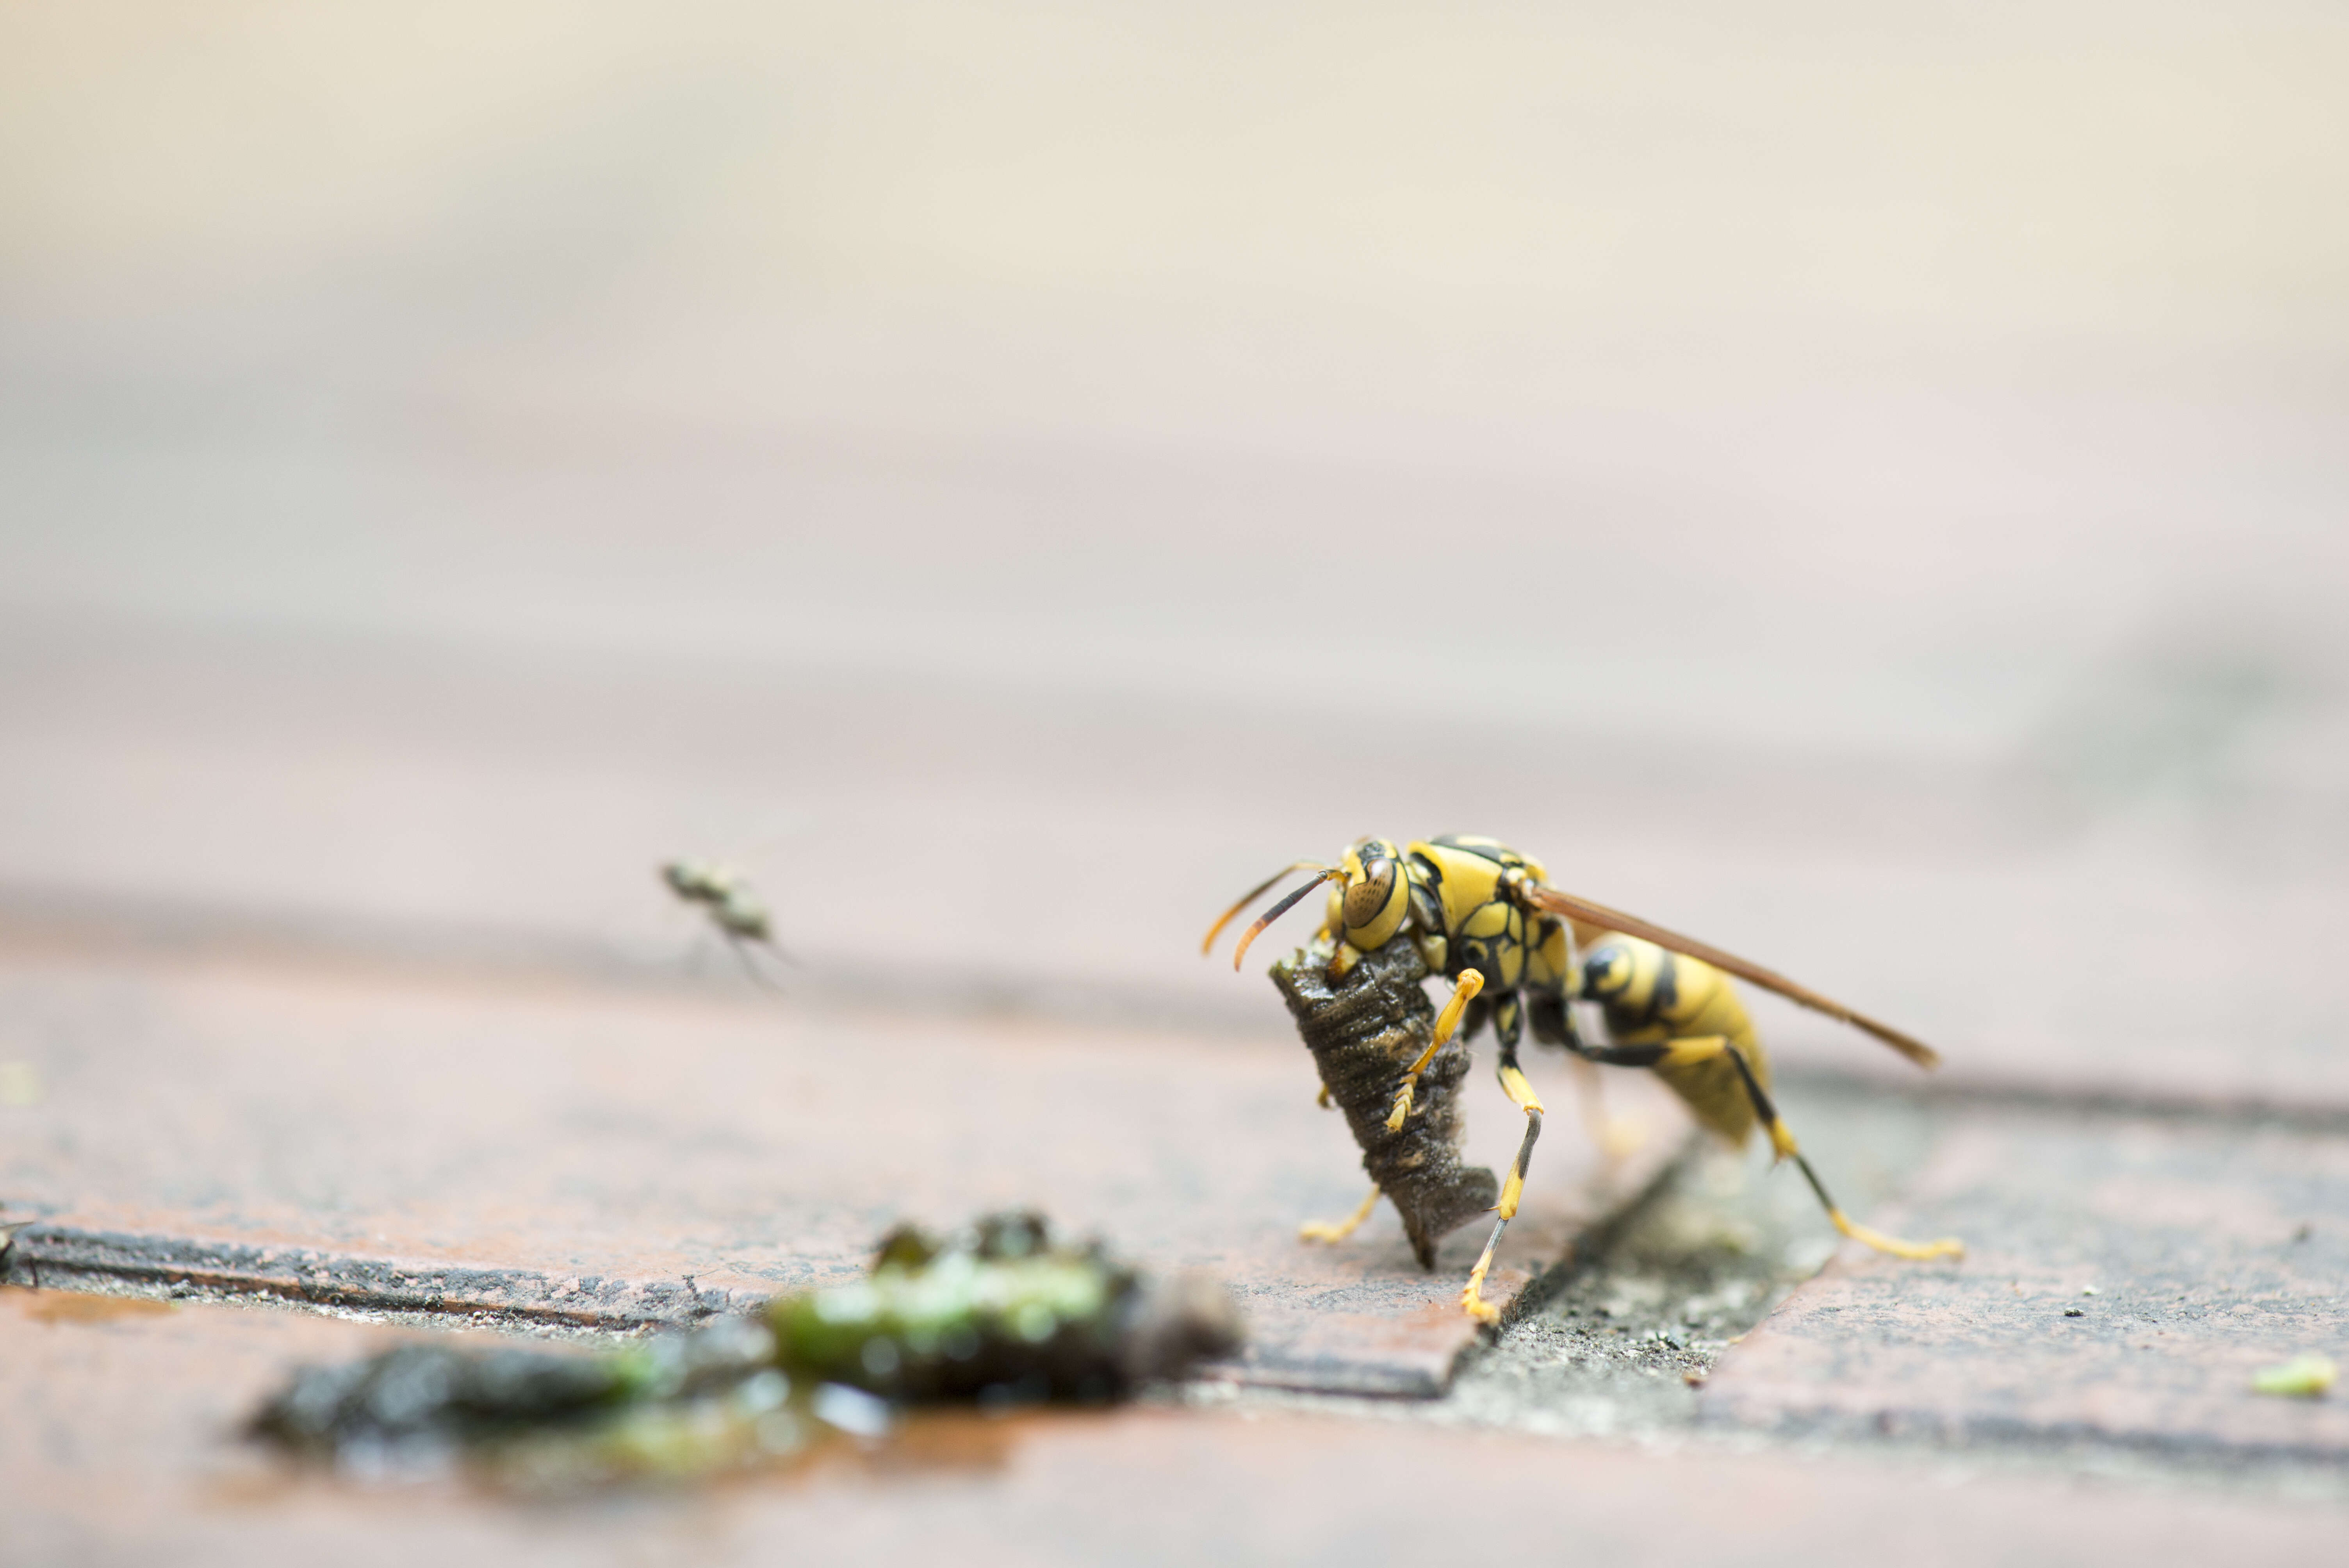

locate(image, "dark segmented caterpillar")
(1271, 938), (1496, 1269)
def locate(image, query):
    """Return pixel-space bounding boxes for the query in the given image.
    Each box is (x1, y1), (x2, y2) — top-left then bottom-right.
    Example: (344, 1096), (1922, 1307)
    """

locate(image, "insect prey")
(1271, 937), (1496, 1269)
(252, 1213), (1240, 1484)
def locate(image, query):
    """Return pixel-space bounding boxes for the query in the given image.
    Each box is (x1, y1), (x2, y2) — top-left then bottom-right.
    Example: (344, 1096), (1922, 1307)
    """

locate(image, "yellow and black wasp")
(1203, 835), (1959, 1322)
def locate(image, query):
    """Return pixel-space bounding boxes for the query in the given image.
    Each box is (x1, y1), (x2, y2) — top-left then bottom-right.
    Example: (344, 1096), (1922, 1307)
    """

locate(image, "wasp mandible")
(1203, 835), (1959, 1322)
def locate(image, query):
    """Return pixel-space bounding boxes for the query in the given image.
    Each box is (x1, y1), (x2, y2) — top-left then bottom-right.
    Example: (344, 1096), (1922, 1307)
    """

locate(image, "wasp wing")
(1527, 886), (1940, 1069)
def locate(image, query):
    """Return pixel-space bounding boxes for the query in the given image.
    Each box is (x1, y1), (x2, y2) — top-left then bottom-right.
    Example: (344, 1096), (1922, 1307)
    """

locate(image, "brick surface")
(5, 1287), (2345, 1568)
(5, 9), (2348, 1555)
(0, 936), (1686, 1394)
(2, 620), (2344, 1118)
(1702, 1105), (2349, 1461)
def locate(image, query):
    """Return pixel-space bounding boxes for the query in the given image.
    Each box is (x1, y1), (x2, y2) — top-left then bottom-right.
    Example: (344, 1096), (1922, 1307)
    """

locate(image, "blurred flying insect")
(661, 859), (790, 989)
(1204, 834), (1960, 1322)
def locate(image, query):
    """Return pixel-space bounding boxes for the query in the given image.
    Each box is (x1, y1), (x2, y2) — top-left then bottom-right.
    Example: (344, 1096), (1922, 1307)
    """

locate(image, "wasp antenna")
(1201, 861), (1334, 956)
(1527, 885), (1942, 1070)
(1232, 870), (1345, 971)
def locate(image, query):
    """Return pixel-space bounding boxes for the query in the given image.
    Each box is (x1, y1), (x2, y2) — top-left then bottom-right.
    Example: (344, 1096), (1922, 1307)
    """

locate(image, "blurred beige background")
(2, 3), (2345, 1097)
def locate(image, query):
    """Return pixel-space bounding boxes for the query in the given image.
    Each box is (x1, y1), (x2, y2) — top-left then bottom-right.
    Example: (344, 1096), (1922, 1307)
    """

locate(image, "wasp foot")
(1299, 1186), (1381, 1245)
(1833, 1214), (1965, 1262)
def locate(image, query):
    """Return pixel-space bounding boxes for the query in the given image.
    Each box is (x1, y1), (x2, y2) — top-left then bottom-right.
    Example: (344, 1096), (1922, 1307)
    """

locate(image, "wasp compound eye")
(1341, 859), (1396, 930)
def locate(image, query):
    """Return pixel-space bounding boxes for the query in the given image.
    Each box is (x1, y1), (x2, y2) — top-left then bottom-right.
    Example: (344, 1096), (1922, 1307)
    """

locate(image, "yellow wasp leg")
(1462, 1055), (1545, 1323)
(1299, 1185), (1382, 1245)
(1660, 1037), (1966, 1263)
(1656, 1035), (1730, 1069)
(1386, 968), (1485, 1132)
(1570, 1057), (1645, 1161)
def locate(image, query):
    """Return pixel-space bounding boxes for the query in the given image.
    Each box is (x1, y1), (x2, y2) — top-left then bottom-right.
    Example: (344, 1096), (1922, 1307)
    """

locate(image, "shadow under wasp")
(1204, 834), (1960, 1322)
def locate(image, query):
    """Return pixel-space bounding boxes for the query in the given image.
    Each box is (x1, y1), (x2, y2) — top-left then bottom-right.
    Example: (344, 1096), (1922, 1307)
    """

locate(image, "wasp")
(660, 859), (789, 987)
(1205, 835), (1960, 1322)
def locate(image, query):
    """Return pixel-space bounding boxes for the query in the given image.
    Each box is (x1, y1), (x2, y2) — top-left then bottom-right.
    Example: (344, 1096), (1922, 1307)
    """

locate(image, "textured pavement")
(0, 929), (1687, 1394)
(8, 1286), (2349, 1568)
(3, 616), (2344, 1117)
(1703, 1103), (2349, 1463)
(5, 512), (2347, 1558)
(6, 5), (2349, 1559)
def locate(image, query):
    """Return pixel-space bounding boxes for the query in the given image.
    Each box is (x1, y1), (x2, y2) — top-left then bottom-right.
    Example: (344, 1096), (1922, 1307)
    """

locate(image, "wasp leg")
(1562, 1058), (1641, 1162)
(1387, 969), (1485, 1132)
(1300, 1185), (1382, 1245)
(1535, 994), (1644, 1159)
(1719, 1044), (1963, 1262)
(1461, 1038), (1544, 1324)
(1579, 1036), (1964, 1263)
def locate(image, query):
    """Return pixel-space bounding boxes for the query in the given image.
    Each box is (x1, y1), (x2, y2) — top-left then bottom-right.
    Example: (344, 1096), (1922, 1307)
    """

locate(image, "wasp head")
(1326, 837), (1410, 953)
(1204, 837), (1415, 971)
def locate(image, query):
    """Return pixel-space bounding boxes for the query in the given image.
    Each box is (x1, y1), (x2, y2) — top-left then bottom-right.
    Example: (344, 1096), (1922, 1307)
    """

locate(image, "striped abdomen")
(1581, 935), (1772, 1146)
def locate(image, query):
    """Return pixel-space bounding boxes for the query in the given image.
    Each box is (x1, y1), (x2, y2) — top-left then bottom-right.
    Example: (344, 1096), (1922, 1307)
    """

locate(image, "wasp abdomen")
(1271, 940), (1497, 1269)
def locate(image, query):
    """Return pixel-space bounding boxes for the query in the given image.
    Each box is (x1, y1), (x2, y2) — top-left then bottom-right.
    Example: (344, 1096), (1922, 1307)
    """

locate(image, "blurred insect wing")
(1524, 885), (1939, 1069)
